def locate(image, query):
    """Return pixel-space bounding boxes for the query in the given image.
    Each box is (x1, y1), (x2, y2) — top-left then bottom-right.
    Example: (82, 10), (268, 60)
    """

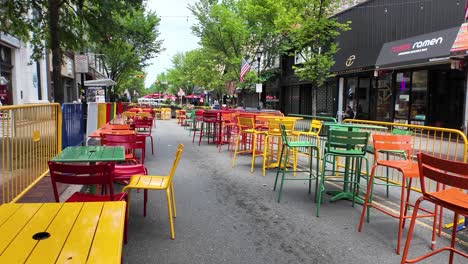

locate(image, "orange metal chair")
(123, 144), (184, 240)
(401, 153), (468, 263)
(358, 135), (436, 254)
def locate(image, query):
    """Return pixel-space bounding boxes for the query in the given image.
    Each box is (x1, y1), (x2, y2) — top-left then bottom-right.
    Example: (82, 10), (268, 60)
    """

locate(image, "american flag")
(239, 58), (250, 82)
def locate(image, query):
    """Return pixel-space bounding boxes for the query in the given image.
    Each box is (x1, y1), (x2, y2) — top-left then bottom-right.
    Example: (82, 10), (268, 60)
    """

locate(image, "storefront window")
(410, 70), (427, 125)
(375, 73), (393, 121)
(394, 72), (410, 122)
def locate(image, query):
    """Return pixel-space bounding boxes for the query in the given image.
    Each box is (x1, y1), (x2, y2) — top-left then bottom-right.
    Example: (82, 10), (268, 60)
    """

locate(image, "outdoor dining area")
(0, 103), (467, 263)
(174, 107), (468, 263)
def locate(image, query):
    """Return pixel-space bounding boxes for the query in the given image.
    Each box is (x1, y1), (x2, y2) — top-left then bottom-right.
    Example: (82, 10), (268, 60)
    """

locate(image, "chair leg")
(250, 134), (257, 173)
(358, 165), (377, 231)
(273, 144), (284, 191)
(397, 178), (407, 255)
(448, 213), (459, 264)
(400, 198), (422, 264)
(316, 154), (328, 217)
(150, 136), (154, 155)
(232, 132), (241, 168)
(171, 183), (177, 218)
(166, 188), (175, 240)
(277, 147), (290, 203)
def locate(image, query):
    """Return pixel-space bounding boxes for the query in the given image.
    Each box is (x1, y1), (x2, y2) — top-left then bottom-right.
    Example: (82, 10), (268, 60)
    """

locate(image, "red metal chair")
(401, 153), (468, 263)
(198, 111), (221, 146)
(134, 117), (154, 155)
(114, 164), (148, 185)
(48, 162), (128, 243)
(101, 133), (146, 164)
(358, 135), (436, 254)
(191, 110), (205, 143)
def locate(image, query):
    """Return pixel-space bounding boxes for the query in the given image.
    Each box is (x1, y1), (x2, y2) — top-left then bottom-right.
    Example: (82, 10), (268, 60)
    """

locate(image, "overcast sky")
(144, 0), (200, 87)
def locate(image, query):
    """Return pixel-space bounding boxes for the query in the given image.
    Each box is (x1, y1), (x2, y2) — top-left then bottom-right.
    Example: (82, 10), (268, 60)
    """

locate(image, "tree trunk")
(311, 84), (317, 116)
(48, 0), (63, 103)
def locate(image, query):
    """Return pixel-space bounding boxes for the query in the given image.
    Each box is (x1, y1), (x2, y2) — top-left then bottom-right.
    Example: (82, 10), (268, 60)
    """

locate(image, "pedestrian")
(345, 106), (355, 119)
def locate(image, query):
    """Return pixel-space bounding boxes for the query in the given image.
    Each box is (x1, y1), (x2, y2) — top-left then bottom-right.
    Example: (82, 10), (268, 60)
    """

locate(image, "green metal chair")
(273, 124), (320, 203)
(316, 129), (370, 217)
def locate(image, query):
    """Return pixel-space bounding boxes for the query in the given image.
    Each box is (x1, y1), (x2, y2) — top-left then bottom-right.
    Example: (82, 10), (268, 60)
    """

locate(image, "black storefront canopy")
(375, 27), (459, 69)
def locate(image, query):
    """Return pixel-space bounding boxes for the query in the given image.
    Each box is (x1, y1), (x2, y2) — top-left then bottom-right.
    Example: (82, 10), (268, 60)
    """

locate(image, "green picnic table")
(52, 146), (125, 163)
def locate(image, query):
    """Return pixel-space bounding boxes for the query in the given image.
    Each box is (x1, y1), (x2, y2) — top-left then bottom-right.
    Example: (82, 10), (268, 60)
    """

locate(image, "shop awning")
(450, 22), (468, 56)
(83, 78), (116, 87)
(375, 27), (459, 69)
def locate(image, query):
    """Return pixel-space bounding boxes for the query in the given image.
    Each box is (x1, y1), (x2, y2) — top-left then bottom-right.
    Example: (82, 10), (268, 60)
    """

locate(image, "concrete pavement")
(122, 119), (467, 264)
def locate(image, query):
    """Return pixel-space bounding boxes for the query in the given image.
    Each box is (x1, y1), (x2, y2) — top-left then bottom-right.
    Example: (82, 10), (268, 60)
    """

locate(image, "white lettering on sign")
(412, 37), (443, 49)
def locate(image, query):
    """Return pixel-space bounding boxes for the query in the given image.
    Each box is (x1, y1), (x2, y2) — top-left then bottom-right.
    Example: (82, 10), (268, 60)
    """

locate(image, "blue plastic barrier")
(62, 103), (84, 149)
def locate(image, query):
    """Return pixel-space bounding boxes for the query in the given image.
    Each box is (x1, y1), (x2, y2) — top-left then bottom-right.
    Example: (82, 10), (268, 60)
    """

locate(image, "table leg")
(328, 156), (364, 204)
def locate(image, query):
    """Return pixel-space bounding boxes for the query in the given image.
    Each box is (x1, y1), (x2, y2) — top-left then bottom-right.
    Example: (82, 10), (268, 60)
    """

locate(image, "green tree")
(0, 0), (159, 103)
(276, 0), (350, 115)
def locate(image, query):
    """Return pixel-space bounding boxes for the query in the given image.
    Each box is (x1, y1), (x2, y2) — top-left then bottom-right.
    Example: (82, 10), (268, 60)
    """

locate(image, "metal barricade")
(342, 119), (468, 192)
(0, 103), (61, 203)
(62, 103), (84, 149)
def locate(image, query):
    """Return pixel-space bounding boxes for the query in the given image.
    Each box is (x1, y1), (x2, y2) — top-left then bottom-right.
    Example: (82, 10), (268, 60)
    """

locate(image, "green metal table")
(322, 122), (387, 204)
(52, 146), (125, 194)
(52, 146), (125, 163)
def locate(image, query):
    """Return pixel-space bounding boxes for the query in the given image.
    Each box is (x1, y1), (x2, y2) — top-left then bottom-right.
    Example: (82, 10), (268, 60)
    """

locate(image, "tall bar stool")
(273, 124), (320, 202)
(401, 153), (468, 263)
(231, 116), (267, 174)
(358, 135), (436, 255)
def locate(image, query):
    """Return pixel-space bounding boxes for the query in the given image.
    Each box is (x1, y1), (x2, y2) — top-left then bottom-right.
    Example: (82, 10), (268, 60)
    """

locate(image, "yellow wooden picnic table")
(0, 202), (125, 263)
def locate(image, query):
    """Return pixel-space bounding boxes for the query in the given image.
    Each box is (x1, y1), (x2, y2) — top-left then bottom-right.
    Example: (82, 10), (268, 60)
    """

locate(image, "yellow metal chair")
(123, 144), (184, 240)
(292, 119), (322, 165)
(263, 118), (297, 176)
(231, 116), (267, 175)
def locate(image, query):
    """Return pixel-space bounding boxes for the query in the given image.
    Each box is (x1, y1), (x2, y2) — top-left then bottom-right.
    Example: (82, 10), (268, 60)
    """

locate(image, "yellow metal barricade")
(342, 119), (468, 193)
(0, 104), (61, 204)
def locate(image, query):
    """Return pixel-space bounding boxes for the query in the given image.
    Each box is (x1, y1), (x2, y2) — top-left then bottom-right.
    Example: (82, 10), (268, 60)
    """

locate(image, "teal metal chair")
(273, 124), (320, 203)
(316, 129), (370, 217)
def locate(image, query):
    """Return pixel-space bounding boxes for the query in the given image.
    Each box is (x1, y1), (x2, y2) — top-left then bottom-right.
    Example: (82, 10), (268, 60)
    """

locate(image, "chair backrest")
(279, 124), (290, 146)
(203, 111), (220, 121)
(48, 162), (115, 202)
(308, 119), (323, 134)
(114, 164), (148, 180)
(372, 134), (412, 161)
(101, 133), (145, 163)
(134, 118), (153, 132)
(417, 152), (468, 197)
(268, 119), (295, 135)
(167, 144), (185, 183)
(327, 129), (369, 153)
(237, 116), (255, 130)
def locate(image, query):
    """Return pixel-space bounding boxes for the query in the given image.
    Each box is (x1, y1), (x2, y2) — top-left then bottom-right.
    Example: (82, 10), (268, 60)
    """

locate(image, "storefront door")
(429, 70), (464, 129)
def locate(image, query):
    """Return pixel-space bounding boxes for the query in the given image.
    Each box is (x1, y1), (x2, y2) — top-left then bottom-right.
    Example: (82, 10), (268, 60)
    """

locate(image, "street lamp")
(255, 49), (263, 110)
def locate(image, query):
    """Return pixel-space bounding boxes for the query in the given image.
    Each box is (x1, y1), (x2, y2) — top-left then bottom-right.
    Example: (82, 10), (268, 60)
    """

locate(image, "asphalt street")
(122, 119), (467, 264)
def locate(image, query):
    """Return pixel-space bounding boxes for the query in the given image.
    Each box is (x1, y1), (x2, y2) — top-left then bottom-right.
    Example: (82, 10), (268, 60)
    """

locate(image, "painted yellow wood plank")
(87, 202), (125, 264)
(0, 203), (42, 255)
(26, 202), (83, 264)
(55, 202), (103, 263)
(0, 203), (23, 227)
(0, 203), (62, 263)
